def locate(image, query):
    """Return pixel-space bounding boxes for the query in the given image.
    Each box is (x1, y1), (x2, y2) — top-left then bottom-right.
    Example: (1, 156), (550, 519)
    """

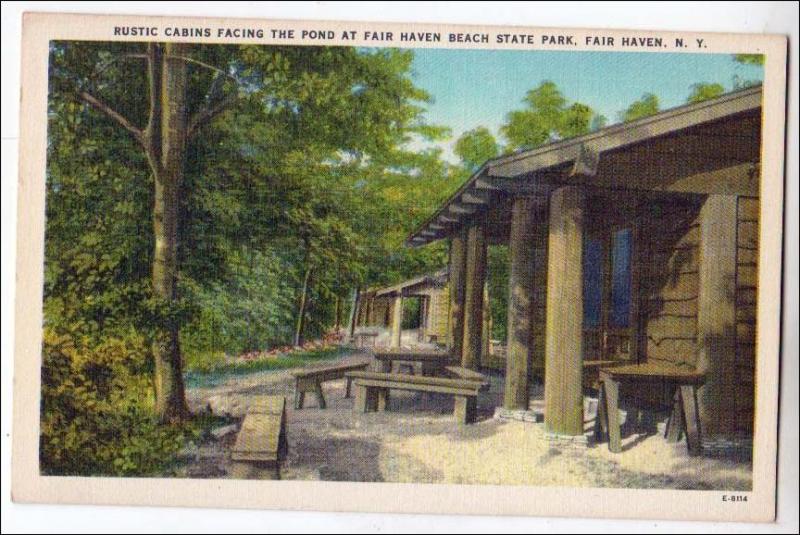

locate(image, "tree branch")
(79, 90), (144, 145)
(187, 93), (238, 139)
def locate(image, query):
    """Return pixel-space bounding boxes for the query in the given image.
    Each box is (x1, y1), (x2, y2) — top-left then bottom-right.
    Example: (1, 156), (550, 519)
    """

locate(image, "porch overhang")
(406, 85), (762, 247)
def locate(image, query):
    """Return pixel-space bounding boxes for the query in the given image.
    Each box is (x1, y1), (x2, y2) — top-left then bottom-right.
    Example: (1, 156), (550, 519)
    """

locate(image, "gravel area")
(180, 349), (752, 490)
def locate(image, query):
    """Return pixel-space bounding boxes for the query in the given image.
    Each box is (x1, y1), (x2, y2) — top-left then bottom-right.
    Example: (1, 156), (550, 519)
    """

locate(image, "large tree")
(501, 81), (599, 152)
(48, 43), (448, 422)
(454, 127), (499, 171)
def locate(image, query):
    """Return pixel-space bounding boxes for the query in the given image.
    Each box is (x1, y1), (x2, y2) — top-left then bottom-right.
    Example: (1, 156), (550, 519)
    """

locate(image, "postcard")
(11, 11), (787, 522)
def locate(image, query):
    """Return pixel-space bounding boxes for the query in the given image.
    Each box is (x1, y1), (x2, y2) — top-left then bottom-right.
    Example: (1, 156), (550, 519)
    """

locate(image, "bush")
(39, 328), (188, 476)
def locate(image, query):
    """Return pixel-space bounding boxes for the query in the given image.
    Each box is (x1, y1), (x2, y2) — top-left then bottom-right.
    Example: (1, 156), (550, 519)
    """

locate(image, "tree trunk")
(348, 288), (360, 340)
(149, 43), (190, 423)
(294, 266), (312, 346)
(334, 295), (342, 331)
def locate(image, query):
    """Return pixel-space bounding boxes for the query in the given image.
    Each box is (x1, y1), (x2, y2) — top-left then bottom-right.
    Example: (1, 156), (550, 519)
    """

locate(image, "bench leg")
(230, 461), (280, 480)
(345, 377), (353, 399)
(604, 378), (622, 453)
(680, 385), (702, 456)
(377, 388), (390, 411)
(665, 387), (684, 443)
(354, 385), (378, 412)
(594, 382), (608, 442)
(454, 396), (477, 424)
(294, 390), (306, 410)
(313, 382), (327, 410)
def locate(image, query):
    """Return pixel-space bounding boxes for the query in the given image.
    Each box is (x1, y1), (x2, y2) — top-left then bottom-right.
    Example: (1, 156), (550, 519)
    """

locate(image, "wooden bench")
(444, 365), (489, 384)
(230, 396), (288, 480)
(346, 370), (488, 424)
(595, 363), (705, 455)
(292, 361), (370, 409)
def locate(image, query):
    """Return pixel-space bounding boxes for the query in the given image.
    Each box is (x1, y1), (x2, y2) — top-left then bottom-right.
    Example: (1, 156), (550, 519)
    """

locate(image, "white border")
(2, 2), (798, 533)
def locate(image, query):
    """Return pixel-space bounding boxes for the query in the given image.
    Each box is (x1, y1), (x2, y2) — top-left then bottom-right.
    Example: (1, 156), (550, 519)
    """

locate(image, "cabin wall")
(429, 285), (450, 343)
(371, 297), (392, 327)
(640, 200), (703, 367)
(734, 195), (758, 436)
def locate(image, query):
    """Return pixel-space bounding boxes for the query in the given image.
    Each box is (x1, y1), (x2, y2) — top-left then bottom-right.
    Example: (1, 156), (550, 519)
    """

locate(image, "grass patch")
(184, 346), (352, 388)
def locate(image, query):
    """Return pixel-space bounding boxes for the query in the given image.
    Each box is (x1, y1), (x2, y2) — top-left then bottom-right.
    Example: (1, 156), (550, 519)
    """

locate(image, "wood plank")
(736, 247), (758, 265)
(354, 378), (480, 397)
(737, 197), (760, 221)
(736, 304), (757, 323)
(645, 298), (698, 317)
(645, 272), (699, 301)
(646, 315), (698, 338)
(347, 370), (483, 389)
(737, 322), (756, 340)
(645, 338), (697, 364)
(736, 287), (758, 306)
(737, 221), (759, 249)
(737, 265), (759, 288)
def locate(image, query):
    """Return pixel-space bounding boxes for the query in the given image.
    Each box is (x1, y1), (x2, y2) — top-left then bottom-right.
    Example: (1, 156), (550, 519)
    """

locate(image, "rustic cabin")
(352, 269), (453, 348)
(405, 86), (761, 454)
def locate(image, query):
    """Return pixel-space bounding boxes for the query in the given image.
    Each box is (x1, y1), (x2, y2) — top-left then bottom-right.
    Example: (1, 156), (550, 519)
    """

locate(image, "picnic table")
(594, 362), (705, 455)
(372, 348), (453, 376)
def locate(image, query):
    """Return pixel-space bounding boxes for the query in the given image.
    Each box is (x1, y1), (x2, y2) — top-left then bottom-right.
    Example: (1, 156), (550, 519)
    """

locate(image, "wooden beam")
(461, 190), (490, 205)
(390, 295), (403, 348)
(544, 186), (586, 436)
(696, 195), (738, 440)
(504, 196), (539, 410)
(448, 231), (468, 360)
(448, 203), (476, 215)
(462, 219), (487, 370)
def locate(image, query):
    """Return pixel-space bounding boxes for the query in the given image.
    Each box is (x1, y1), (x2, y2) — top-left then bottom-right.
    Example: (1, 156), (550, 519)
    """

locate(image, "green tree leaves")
(619, 92), (661, 122)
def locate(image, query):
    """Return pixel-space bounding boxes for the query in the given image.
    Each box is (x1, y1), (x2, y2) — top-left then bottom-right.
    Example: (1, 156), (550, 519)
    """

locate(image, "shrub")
(39, 328), (188, 476)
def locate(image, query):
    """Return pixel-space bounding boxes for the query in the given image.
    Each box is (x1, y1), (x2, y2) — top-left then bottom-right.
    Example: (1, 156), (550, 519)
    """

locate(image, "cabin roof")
(371, 268), (448, 297)
(407, 85), (763, 247)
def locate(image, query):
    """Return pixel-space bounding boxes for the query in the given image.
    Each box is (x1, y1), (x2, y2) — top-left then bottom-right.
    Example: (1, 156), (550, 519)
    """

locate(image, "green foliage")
(501, 81), (600, 152)
(454, 127), (499, 171)
(733, 54), (764, 66)
(687, 83), (725, 103)
(487, 245), (510, 341)
(618, 93), (660, 122)
(39, 328), (188, 476)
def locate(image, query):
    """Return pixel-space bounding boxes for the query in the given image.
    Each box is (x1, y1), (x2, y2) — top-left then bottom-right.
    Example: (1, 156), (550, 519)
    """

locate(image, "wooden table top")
(372, 348), (452, 361)
(599, 362), (705, 384)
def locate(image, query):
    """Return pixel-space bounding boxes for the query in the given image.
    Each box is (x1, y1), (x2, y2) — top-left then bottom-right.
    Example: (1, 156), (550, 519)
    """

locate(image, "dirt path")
(179, 349), (752, 490)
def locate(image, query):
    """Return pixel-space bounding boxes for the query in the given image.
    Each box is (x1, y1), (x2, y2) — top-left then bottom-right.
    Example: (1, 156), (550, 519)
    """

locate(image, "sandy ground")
(181, 350), (752, 490)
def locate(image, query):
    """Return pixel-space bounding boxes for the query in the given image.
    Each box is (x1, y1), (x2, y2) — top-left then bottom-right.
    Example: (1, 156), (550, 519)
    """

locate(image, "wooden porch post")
(544, 186), (585, 436)
(462, 220), (487, 369)
(504, 196), (539, 410)
(390, 294), (403, 348)
(696, 195), (738, 440)
(481, 282), (491, 365)
(448, 230), (468, 360)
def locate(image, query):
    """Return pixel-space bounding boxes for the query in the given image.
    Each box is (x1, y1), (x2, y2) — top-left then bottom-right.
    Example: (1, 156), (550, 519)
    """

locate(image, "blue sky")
(407, 49), (763, 162)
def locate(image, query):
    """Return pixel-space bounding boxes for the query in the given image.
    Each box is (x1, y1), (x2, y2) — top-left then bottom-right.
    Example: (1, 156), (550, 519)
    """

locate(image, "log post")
(390, 294), (403, 348)
(448, 230), (468, 360)
(504, 196), (539, 410)
(696, 195), (738, 441)
(481, 282), (491, 365)
(462, 220), (487, 369)
(544, 186), (586, 436)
